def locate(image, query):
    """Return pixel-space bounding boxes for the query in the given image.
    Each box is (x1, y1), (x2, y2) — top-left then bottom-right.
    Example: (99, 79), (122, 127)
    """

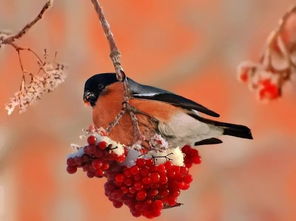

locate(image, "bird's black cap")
(83, 73), (118, 106)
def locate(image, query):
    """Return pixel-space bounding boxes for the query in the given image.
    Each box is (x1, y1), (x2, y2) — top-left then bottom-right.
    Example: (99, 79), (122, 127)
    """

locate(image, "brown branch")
(163, 203), (183, 209)
(90, 0), (146, 144)
(90, 0), (125, 82)
(1, 0), (53, 80)
(2, 0), (53, 45)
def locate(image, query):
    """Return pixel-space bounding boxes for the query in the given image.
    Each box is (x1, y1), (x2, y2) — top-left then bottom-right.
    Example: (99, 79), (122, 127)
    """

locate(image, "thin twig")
(163, 203), (183, 209)
(2, 0), (53, 45)
(1, 0), (53, 81)
(90, 0), (125, 82)
(106, 107), (127, 133)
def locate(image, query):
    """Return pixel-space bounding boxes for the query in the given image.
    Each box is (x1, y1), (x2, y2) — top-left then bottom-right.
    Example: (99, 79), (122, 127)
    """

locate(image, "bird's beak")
(83, 91), (97, 107)
(83, 91), (91, 107)
(84, 100), (90, 107)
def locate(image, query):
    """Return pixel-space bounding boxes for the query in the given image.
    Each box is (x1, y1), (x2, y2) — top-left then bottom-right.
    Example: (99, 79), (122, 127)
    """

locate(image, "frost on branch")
(66, 127), (201, 218)
(238, 5), (296, 101)
(0, 0), (65, 115)
(5, 55), (66, 115)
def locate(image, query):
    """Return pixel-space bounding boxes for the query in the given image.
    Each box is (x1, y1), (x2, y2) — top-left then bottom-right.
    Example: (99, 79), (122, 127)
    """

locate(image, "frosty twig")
(238, 5), (296, 101)
(2, 0), (66, 115)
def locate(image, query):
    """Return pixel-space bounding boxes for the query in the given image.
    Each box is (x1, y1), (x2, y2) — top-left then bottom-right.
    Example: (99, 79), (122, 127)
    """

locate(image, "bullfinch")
(83, 73), (253, 147)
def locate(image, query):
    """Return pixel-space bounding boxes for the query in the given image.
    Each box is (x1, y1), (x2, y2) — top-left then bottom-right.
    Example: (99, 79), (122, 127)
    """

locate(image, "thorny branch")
(90, 0), (155, 144)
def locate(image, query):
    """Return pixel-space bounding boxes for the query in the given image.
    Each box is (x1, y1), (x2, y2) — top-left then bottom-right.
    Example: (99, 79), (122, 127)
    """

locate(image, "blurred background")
(0, 0), (296, 220)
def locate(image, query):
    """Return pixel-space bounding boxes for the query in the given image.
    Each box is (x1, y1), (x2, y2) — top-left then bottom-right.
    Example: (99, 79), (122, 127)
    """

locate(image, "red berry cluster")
(237, 7), (296, 101)
(66, 135), (126, 178)
(105, 159), (194, 218)
(66, 136), (202, 218)
(182, 145), (201, 168)
(258, 79), (280, 100)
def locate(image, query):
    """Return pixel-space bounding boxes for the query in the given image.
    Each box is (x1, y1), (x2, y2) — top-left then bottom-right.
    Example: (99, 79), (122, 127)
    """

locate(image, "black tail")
(188, 113), (253, 139)
(222, 123), (253, 139)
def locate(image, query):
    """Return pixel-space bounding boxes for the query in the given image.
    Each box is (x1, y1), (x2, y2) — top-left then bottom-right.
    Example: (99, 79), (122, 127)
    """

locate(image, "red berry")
(130, 166), (140, 175)
(121, 186), (128, 194)
(67, 166), (77, 174)
(184, 174), (193, 183)
(180, 166), (188, 174)
(124, 178), (133, 186)
(136, 191), (147, 201)
(116, 155), (126, 163)
(87, 135), (97, 145)
(91, 159), (103, 169)
(87, 171), (95, 178)
(159, 175), (168, 184)
(160, 189), (169, 198)
(182, 145), (191, 153)
(149, 189), (159, 197)
(134, 182), (143, 191)
(142, 177), (152, 185)
(96, 169), (104, 177)
(128, 186), (137, 194)
(115, 174), (124, 183)
(167, 197), (176, 206)
(136, 158), (146, 167)
(145, 159), (153, 166)
(153, 200), (163, 209)
(67, 158), (76, 167)
(98, 141), (107, 150)
(134, 174), (142, 181)
(140, 168), (149, 177)
(102, 162), (110, 170)
(151, 172), (160, 183)
(113, 201), (123, 208)
(123, 170), (132, 179)
(156, 164), (166, 174)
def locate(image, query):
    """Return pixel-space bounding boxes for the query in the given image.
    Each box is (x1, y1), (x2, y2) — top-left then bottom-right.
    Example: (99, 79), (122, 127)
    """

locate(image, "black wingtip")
(194, 138), (223, 146)
(223, 125), (253, 139)
(210, 111), (220, 117)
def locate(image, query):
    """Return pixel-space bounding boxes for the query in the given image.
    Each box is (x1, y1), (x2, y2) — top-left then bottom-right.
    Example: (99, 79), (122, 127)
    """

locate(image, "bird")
(83, 73), (253, 148)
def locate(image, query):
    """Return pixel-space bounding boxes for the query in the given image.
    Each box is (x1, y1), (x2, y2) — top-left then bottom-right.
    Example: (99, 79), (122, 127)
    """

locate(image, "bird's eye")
(98, 84), (104, 90)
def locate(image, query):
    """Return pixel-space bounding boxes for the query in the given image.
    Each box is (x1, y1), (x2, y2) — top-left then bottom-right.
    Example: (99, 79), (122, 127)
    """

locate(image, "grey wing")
(127, 78), (220, 117)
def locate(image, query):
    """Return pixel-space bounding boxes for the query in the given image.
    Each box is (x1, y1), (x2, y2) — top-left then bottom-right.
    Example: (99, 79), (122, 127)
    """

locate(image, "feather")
(128, 78), (220, 117)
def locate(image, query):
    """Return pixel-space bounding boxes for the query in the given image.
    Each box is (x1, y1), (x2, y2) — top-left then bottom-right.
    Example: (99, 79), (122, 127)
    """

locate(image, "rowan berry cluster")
(66, 134), (201, 218)
(237, 6), (296, 101)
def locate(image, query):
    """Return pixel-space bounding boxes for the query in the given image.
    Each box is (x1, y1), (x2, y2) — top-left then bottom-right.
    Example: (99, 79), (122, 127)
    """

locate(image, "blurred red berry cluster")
(66, 135), (201, 218)
(238, 6), (296, 101)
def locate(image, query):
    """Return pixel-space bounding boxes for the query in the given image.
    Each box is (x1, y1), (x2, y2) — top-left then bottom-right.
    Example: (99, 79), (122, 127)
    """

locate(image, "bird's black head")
(83, 73), (118, 106)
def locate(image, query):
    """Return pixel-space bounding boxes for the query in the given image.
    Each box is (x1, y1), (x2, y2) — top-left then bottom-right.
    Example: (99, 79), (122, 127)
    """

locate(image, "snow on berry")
(66, 133), (202, 218)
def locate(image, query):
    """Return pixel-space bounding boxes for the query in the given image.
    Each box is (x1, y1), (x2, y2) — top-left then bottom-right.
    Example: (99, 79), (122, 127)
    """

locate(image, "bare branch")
(2, 0), (53, 45)
(90, 0), (125, 82)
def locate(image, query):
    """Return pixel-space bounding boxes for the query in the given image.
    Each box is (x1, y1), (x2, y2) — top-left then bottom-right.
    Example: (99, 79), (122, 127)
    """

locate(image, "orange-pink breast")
(92, 82), (182, 145)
